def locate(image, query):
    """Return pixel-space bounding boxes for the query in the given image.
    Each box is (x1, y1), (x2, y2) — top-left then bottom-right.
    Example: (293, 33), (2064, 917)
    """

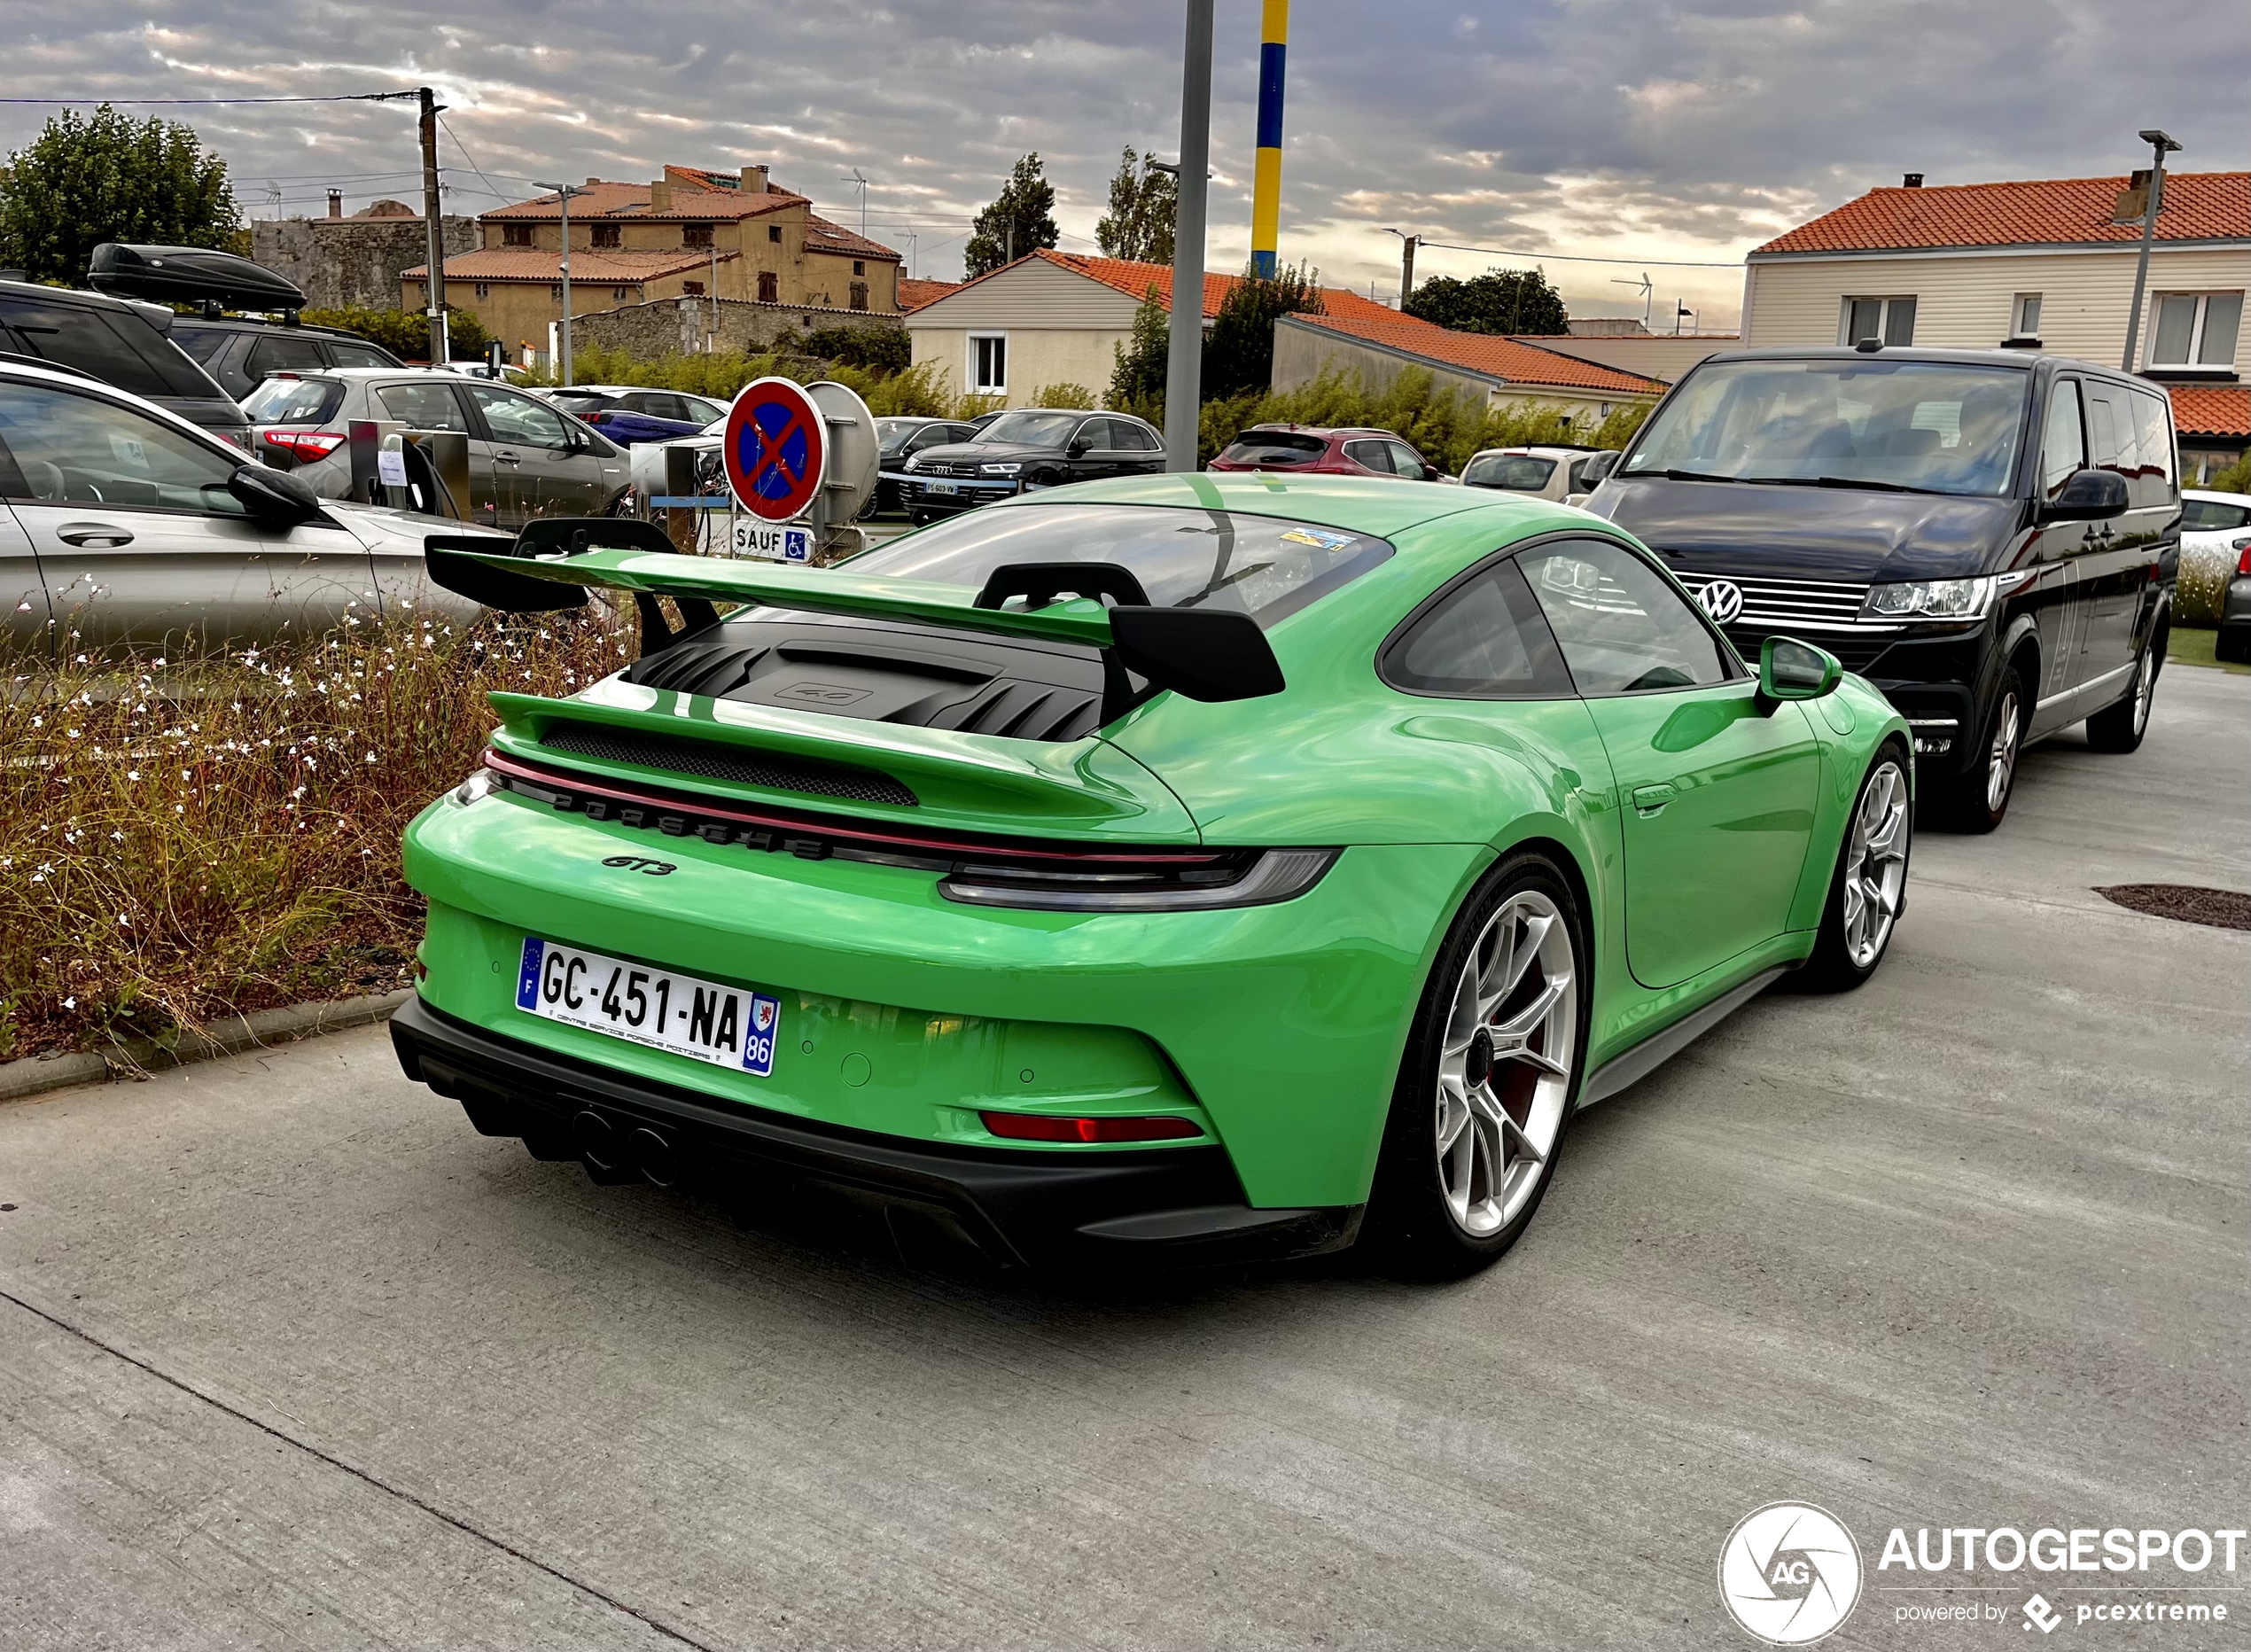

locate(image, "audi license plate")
(516, 937), (780, 1077)
(924, 479), (958, 495)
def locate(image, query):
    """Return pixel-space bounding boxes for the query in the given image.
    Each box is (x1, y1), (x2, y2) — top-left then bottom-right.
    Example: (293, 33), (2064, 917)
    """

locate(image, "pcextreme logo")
(1719, 1503), (1865, 1644)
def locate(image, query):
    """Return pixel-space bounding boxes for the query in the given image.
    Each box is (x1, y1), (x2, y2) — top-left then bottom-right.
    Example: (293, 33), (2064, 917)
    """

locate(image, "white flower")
(127, 769), (140, 781)
(117, 914), (129, 926)
(62, 996), (74, 1009)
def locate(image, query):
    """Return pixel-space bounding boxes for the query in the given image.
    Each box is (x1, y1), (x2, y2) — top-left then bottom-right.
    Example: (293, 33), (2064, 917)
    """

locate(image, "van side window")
(2128, 392), (2176, 505)
(2039, 381), (2084, 501)
(2084, 386), (2138, 493)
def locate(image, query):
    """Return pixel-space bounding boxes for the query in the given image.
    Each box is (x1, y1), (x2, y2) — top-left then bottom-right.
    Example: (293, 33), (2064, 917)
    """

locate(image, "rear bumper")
(392, 996), (1360, 1270)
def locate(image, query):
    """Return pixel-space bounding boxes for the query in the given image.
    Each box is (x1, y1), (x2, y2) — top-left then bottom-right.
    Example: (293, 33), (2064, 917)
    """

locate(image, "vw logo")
(1697, 578), (1745, 624)
(1718, 1502), (1863, 1645)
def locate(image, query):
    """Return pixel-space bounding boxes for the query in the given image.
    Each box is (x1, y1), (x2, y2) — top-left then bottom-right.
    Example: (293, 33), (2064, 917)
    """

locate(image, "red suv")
(1207, 425), (1447, 480)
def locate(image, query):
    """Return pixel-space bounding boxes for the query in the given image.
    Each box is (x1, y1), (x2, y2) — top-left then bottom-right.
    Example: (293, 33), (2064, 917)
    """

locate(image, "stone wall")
(253, 215), (478, 311)
(566, 295), (903, 359)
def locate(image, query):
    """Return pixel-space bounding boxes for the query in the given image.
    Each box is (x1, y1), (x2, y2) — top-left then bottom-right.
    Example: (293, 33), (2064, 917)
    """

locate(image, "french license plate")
(516, 937), (780, 1077)
(924, 479), (958, 495)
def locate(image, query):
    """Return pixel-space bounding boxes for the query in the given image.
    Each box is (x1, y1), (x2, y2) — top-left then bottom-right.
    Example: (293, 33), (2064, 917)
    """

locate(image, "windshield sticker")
(1279, 526), (1356, 551)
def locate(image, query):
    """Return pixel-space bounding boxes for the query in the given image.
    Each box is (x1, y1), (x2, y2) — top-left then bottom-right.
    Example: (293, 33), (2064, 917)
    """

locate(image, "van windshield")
(1621, 359), (2031, 497)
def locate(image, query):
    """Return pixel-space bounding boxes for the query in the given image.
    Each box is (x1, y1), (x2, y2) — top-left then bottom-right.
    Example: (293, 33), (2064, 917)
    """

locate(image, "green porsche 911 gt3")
(393, 473), (1911, 1274)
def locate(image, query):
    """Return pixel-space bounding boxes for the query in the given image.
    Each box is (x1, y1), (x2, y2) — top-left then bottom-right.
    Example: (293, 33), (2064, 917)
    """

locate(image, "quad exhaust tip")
(572, 1110), (676, 1188)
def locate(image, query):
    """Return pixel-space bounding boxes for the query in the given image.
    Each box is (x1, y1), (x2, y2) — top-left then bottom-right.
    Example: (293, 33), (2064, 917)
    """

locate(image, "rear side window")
(1463, 453), (1557, 491)
(328, 342), (393, 369)
(1382, 556), (1572, 698)
(1221, 432), (1326, 466)
(2130, 391), (2176, 504)
(242, 377), (345, 425)
(170, 324), (228, 365)
(376, 380), (471, 432)
(246, 334), (327, 379)
(2182, 498), (2251, 532)
(0, 296), (214, 399)
(850, 503), (1394, 629)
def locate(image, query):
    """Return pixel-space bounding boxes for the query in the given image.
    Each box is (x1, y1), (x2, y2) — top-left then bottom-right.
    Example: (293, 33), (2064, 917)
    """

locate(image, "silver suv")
(241, 369), (631, 529)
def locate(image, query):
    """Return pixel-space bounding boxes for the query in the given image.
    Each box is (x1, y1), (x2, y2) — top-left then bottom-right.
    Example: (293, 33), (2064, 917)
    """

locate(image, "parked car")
(1587, 346), (2177, 831)
(395, 475), (1910, 1275)
(169, 316), (406, 401)
(869, 417), (985, 515)
(2185, 490), (2251, 660)
(0, 277), (252, 446)
(547, 386), (729, 447)
(239, 369), (631, 528)
(1207, 425), (1447, 481)
(0, 359), (495, 650)
(897, 409), (1165, 520)
(1461, 446), (1619, 503)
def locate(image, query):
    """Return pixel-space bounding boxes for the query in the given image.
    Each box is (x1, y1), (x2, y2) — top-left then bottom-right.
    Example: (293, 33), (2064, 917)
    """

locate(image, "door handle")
(1631, 783), (1677, 816)
(495, 450), (522, 466)
(57, 522), (133, 547)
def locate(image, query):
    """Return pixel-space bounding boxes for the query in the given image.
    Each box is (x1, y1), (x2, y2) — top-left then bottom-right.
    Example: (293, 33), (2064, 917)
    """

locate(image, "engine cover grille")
(537, 722), (917, 807)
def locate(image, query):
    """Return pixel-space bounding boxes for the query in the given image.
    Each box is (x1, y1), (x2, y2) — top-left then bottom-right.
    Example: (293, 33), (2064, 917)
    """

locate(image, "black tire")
(2084, 622), (2164, 752)
(1799, 739), (1912, 992)
(2216, 627), (2250, 664)
(1933, 661), (2026, 833)
(1367, 851), (1592, 1278)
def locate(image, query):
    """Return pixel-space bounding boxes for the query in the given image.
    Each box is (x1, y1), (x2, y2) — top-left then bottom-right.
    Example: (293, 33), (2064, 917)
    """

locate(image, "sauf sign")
(729, 522), (811, 563)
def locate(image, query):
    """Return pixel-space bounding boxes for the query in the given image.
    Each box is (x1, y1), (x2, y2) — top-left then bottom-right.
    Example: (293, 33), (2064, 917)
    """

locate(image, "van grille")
(1669, 572), (1878, 630)
(537, 722), (917, 807)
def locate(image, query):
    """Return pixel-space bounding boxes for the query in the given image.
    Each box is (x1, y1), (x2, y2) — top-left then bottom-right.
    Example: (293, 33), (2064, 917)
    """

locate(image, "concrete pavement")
(3, 665), (2244, 1649)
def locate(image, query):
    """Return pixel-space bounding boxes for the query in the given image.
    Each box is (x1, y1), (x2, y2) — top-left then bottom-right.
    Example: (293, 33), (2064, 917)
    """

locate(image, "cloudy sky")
(8, 1), (2244, 328)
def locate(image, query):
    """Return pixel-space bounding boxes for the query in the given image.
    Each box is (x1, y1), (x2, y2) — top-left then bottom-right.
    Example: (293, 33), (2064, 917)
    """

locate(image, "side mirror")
(1758, 636), (1842, 707)
(1579, 449), (1622, 487)
(1066, 439), (1092, 458)
(1422, 464), (1443, 481)
(2038, 467), (2129, 522)
(227, 462), (323, 524)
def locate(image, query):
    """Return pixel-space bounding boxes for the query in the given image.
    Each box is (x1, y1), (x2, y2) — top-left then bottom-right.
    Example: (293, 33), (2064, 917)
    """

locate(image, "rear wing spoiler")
(425, 517), (1282, 715)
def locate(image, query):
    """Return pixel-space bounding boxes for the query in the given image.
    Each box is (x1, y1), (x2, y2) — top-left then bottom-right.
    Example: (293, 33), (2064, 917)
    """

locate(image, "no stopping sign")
(722, 378), (826, 522)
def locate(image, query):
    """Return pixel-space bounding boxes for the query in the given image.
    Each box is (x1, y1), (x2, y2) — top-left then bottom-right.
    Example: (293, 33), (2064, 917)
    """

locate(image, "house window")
(970, 333), (1008, 395)
(682, 280), (705, 297)
(849, 281), (868, 312)
(1841, 296), (1916, 347)
(2147, 292), (2244, 368)
(758, 271), (778, 303)
(591, 223), (620, 249)
(2011, 293), (2043, 339)
(549, 284), (562, 301)
(474, 283), (490, 300)
(682, 223), (713, 249)
(768, 224), (783, 243)
(502, 223), (534, 247)
(615, 285), (635, 300)
(853, 260), (865, 277)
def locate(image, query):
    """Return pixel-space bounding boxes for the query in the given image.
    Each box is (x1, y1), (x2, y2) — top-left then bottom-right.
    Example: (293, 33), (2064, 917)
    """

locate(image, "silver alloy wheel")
(1434, 892), (1577, 1237)
(1840, 759), (1911, 969)
(1987, 690), (2021, 814)
(2130, 646), (2156, 736)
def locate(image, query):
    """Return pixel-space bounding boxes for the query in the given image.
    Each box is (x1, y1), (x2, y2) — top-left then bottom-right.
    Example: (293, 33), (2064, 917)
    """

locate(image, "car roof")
(174, 315), (385, 344)
(1467, 445), (1593, 460)
(1242, 425), (1392, 440)
(2185, 487), (2251, 505)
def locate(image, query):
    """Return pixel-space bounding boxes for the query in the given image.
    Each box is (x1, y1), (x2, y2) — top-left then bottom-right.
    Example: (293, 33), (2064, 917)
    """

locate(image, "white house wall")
(904, 258), (1150, 407)
(1743, 245), (2249, 373)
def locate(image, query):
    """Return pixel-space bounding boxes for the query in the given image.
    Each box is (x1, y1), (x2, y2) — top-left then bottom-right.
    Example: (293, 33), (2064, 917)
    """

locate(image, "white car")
(0, 360), (500, 650)
(1460, 445), (1620, 505)
(2179, 488), (2251, 635)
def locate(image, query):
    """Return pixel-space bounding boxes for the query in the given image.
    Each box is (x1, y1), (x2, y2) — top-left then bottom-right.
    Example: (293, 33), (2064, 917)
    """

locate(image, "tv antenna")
(1610, 271), (1653, 330)
(839, 168), (869, 238)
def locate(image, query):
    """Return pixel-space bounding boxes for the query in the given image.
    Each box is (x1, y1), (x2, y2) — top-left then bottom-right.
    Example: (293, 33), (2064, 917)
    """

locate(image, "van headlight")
(1862, 576), (1996, 621)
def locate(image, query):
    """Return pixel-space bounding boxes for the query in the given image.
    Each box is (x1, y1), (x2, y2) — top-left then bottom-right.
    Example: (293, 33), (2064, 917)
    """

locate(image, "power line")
(1416, 238), (1742, 269)
(0, 91), (417, 105)
(436, 114), (513, 211)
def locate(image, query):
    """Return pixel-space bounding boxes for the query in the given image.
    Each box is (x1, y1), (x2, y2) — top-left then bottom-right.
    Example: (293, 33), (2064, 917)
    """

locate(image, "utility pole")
(2120, 129), (2183, 372)
(1382, 229), (1419, 306)
(1164, 0), (1214, 471)
(536, 181), (590, 386)
(417, 89), (448, 365)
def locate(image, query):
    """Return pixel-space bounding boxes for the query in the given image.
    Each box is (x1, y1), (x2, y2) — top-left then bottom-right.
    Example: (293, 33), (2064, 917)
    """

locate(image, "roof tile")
(1755, 172), (2248, 255)
(2171, 385), (2250, 440)
(1286, 310), (1667, 394)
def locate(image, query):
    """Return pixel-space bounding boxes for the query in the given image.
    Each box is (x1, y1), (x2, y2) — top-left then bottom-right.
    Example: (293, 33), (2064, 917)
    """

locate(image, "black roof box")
(87, 243), (306, 311)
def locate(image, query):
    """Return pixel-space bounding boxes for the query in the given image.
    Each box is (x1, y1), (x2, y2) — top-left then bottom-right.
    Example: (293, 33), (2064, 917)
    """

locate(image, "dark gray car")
(0, 279), (252, 447)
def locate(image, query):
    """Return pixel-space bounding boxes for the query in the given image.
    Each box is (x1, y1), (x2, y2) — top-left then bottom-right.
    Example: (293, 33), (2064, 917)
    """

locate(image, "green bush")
(1030, 382), (1095, 409)
(794, 324), (910, 376)
(300, 303), (489, 362)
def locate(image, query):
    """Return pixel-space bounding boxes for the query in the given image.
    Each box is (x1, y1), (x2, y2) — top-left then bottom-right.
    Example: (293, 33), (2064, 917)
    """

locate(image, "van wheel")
(2085, 626), (2163, 752)
(1934, 663), (2024, 833)
(1367, 851), (1589, 1278)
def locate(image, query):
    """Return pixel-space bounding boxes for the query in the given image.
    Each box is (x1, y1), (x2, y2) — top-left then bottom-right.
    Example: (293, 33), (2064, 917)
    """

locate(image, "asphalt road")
(4, 665), (2245, 1651)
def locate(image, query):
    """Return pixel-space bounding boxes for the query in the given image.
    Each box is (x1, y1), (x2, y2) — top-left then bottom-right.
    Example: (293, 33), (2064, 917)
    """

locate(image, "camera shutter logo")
(1697, 578), (1745, 624)
(1717, 1502), (1863, 1645)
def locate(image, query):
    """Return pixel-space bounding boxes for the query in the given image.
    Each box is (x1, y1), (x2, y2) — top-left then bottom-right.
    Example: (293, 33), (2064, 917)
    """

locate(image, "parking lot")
(1, 665), (2243, 1649)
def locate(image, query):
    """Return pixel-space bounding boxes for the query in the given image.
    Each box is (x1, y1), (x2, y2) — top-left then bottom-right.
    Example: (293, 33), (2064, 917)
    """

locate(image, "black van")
(1586, 347), (2177, 830)
(0, 278), (252, 445)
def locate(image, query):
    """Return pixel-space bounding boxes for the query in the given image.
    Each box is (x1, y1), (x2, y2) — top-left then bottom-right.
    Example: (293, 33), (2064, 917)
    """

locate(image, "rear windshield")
(2183, 497), (2251, 532)
(1219, 431), (1328, 466)
(1622, 359), (2031, 497)
(846, 503), (1394, 629)
(242, 376), (345, 425)
(1462, 453), (1557, 491)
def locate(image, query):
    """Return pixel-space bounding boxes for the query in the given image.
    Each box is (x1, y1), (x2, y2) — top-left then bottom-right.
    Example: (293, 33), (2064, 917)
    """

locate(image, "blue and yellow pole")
(1250, 0), (1288, 279)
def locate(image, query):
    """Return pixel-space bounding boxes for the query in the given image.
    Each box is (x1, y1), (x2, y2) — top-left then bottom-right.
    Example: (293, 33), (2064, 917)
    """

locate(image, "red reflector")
(2236, 538), (2251, 576)
(979, 1110), (1202, 1144)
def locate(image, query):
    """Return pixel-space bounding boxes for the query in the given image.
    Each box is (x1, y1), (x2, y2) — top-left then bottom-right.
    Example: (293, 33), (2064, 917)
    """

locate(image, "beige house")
(404, 164), (901, 358)
(902, 251), (1408, 408)
(1743, 170), (2249, 479)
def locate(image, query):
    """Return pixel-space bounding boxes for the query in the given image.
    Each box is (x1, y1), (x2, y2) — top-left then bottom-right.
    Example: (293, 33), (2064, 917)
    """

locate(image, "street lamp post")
(535, 181), (590, 386)
(1163, 0), (1215, 472)
(2120, 129), (2183, 373)
(1381, 229), (1420, 305)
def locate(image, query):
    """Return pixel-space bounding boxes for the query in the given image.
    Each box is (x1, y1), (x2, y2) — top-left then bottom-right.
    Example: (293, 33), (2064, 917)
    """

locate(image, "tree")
(962, 153), (1059, 279)
(1107, 286), (1169, 421)
(0, 105), (240, 285)
(1094, 147), (1175, 266)
(1201, 261), (1326, 401)
(1402, 269), (1569, 336)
